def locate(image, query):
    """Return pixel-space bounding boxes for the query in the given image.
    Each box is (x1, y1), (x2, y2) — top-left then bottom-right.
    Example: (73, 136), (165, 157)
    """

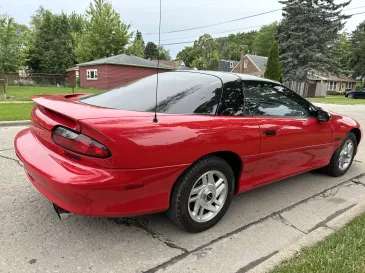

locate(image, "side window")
(217, 79), (244, 116)
(244, 81), (314, 117)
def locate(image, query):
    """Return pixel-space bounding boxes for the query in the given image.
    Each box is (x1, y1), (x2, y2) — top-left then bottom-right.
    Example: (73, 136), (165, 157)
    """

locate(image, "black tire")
(166, 156), (235, 233)
(323, 132), (357, 177)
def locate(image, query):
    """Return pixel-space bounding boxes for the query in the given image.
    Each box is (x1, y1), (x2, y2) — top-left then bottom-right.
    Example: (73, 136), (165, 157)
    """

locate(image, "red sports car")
(15, 71), (361, 232)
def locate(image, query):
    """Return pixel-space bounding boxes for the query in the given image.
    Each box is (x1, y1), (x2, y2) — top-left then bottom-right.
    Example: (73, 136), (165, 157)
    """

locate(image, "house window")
(327, 81), (337, 91)
(87, 69), (98, 80)
(230, 62), (234, 69)
(346, 82), (352, 90)
(244, 60), (248, 69)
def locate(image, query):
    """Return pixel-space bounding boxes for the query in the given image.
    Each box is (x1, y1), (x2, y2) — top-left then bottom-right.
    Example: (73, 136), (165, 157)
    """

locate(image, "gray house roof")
(78, 54), (174, 70)
(246, 54), (268, 72)
(219, 60), (240, 72)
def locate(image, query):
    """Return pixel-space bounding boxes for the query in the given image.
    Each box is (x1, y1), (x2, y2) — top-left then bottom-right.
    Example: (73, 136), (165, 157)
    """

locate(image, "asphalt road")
(1, 103), (364, 273)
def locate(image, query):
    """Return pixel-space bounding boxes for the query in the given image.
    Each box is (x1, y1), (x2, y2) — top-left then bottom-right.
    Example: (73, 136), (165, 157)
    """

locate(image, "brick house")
(73, 54), (174, 90)
(66, 66), (79, 84)
(219, 51), (268, 77)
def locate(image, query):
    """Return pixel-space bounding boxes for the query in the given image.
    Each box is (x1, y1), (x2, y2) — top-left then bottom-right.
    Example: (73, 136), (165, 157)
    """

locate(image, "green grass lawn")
(272, 212), (365, 273)
(0, 103), (35, 121)
(0, 85), (98, 101)
(308, 96), (365, 104)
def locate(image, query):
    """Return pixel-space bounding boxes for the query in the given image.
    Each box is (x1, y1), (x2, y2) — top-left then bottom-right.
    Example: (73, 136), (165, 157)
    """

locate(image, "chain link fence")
(0, 71), (148, 102)
(0, 71), (80, 101)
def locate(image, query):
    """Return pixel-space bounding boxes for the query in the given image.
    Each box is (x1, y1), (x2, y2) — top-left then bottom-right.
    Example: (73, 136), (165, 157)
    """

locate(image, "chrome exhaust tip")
(53, 203), (73, 220)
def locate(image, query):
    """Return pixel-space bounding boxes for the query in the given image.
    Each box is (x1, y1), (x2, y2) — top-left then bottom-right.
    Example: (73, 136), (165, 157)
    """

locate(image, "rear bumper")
(15, 128), (188, 217)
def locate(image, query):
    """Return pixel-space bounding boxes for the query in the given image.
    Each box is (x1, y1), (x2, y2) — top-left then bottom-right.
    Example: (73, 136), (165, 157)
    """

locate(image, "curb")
(0, 120), (31, 127)
(248, 200), (365, 273)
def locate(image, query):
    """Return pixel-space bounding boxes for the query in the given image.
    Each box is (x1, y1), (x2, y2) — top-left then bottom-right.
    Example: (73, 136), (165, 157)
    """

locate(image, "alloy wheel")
(188, 170), (228, 223)
(338, 139), (354, 171)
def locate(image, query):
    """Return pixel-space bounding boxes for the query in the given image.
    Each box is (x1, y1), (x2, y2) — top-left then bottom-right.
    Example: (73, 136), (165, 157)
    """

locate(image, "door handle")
(264, 130), (276, 136)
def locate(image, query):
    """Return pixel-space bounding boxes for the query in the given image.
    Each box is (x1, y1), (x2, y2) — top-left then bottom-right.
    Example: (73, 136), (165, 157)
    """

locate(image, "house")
(285, 71), (357, 98)
(308, 71), (357, 93)
(219, 52), (268, 77)
(73, 54), (174, 90)
(219, 60), (240, 72)
(152, 60), (196, 70)
(66, 66), (79, 84)
(218, 51), (357, 97)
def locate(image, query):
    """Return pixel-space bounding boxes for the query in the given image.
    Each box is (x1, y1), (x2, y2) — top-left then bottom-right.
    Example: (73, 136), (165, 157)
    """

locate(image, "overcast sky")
(1, 0), (364, 58)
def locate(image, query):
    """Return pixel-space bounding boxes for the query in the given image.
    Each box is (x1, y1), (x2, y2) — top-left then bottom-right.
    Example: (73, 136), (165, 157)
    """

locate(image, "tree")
(264, 42), (283, 82)
(144, 41), (158, 59)
(75, 0), (132, 63)
(277, 0), (351, 82)
(68, 12), (85, 34)
(136, 30), (145, 47)
(30, 6), (49, 32)
(332, 32), (353, 76)
(216, 30), (258, 60)
(253, 22), (278, 57)
(176, 46), (196, 67)
(190, 34), (219, 70)
(126, 33), (145, 57)
(27, 12), (76, 73)
(351, 20), (365, 79)
(0, 14), (28, 72)
(158, 45), (171, 60)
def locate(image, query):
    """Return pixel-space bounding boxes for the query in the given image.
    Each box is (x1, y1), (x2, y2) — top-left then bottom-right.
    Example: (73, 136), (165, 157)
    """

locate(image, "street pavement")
(0, 103), (364, 273)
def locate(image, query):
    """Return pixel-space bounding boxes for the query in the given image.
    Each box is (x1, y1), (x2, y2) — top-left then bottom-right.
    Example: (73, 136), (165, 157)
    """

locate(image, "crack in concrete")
(112, 218), (188, 254)
(351, 179), (365, 187)
(143, 172), (365, 273)
(307, 204), (357, 233)
(0, 154), (23, 167)
(272, 214), (307, 234)
(235, 251), (279, 273)
(0, 148), (14, 152)
(319, 187), (339, 199)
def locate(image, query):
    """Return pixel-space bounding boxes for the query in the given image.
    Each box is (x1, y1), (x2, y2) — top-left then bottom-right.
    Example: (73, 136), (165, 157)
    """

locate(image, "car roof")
(171, 70), (282, 85)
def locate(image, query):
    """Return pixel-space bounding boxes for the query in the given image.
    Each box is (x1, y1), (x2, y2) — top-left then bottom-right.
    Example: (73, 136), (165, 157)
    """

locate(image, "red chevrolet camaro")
(15, 71), (361, 232)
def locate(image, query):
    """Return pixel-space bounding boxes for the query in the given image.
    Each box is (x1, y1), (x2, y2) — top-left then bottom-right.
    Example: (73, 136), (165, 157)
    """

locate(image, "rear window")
(80, 72), (223, 115)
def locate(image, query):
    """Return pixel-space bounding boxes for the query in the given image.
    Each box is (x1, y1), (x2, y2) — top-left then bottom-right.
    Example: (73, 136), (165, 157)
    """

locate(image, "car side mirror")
(317, 110), (331, 122)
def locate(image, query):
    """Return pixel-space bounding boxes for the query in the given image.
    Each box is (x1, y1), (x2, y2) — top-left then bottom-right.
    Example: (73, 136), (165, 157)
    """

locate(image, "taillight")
(52, 126), (111, 158)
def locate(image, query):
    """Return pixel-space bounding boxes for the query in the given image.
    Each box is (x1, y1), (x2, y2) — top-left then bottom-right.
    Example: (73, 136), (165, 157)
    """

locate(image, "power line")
(161, 41), (196, 46)
(145, 4), (365, 36)
(344, 5), (365, 11)
(158, 25), (264, 42)
(160, 11), (365, 47)
(346, 11), (365, 16)
(144, 9), (281, 35)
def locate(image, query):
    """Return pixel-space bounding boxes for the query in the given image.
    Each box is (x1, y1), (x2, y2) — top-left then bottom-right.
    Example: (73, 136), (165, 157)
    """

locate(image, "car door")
(243, 81), (334, 186)
(215, 77), (261, 193)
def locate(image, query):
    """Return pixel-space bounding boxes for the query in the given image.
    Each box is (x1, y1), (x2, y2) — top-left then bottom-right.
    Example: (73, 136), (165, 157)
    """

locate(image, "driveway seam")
(143, 172), (365, 273)
(236, 251), (279, 273)
(306, 204), (357, 233)
(112, 218), (188, 253)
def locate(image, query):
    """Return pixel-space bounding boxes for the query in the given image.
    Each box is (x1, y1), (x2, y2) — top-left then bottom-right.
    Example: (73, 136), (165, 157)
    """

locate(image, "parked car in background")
(345, 89), (365, 99)
(15, 71), (362, 233)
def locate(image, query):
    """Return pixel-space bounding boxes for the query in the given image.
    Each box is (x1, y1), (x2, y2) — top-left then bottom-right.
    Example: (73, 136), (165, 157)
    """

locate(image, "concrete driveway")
(1, 103), (364, 273)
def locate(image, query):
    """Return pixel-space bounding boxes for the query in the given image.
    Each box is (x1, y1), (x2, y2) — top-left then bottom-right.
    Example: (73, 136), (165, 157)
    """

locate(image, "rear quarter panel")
(80, 114), (261, 169)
